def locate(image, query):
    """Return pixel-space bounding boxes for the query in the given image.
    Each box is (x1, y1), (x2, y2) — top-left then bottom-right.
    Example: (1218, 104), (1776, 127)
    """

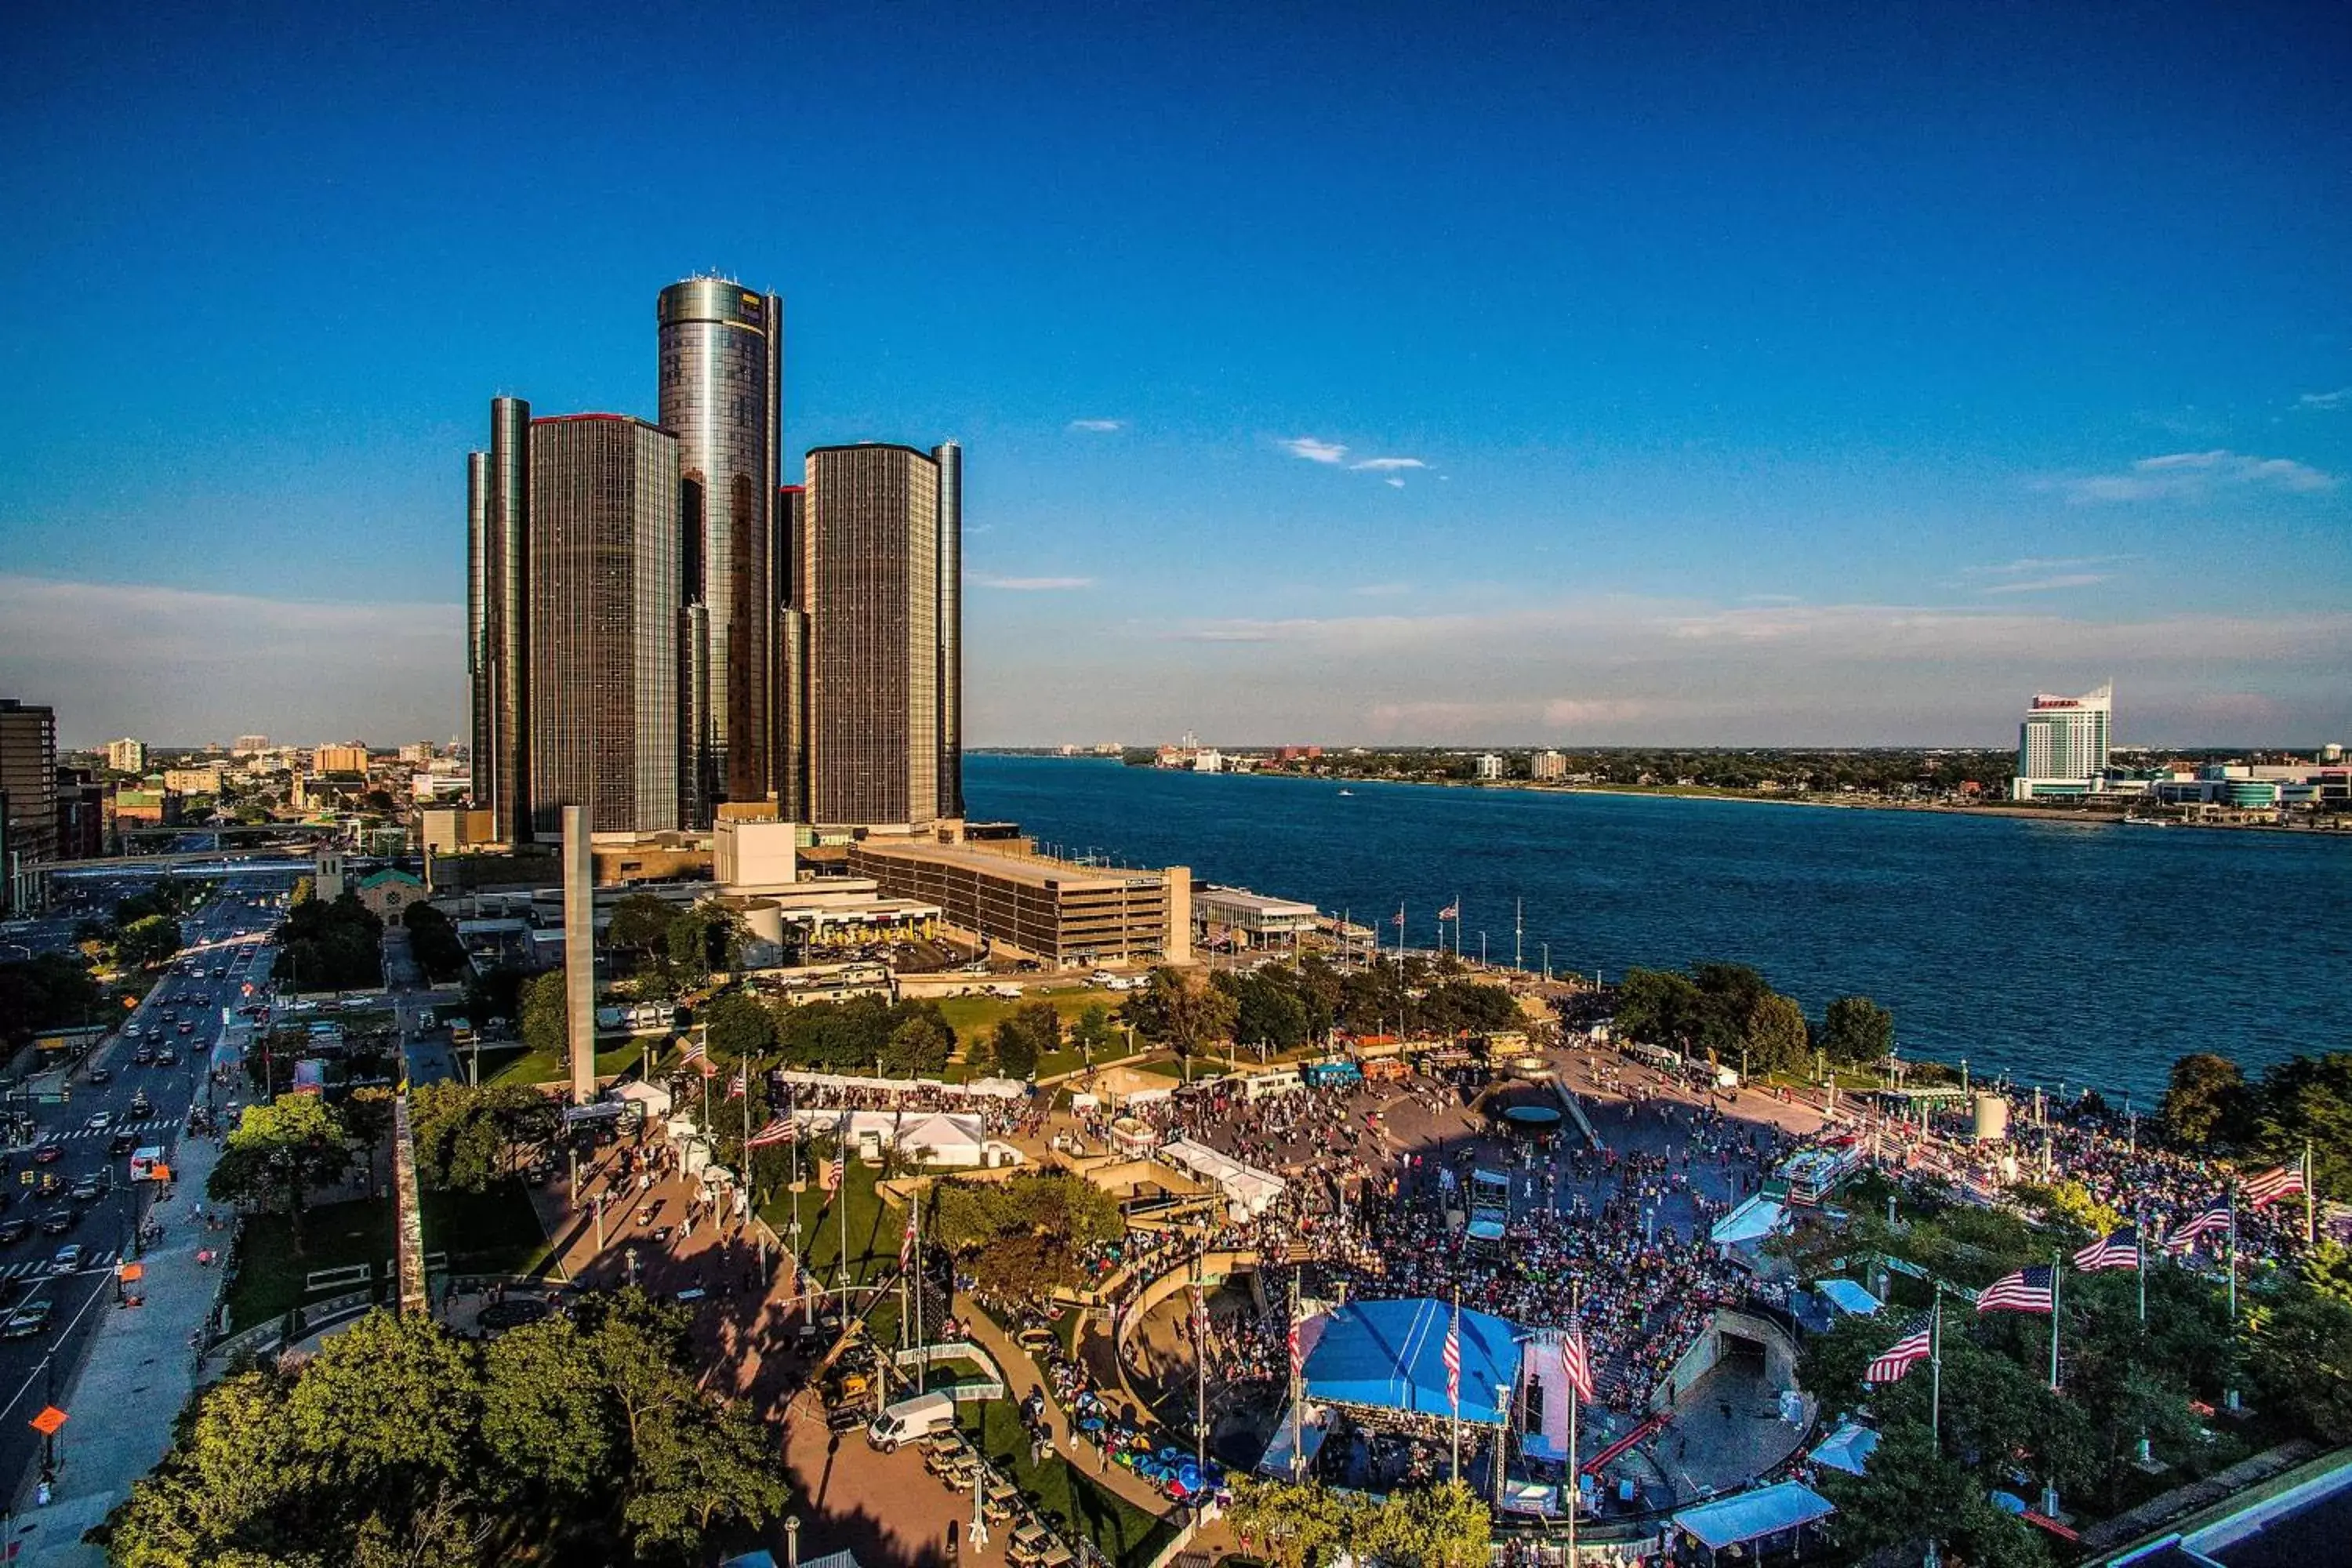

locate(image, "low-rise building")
(111, 787), (180, 828)
(356, 867), (426, 922)
(162, 766), (223, 794)
(1194, 884), (1319, 949)
(313, 742), (369, 775)
(106, 737), (147, 773)
(849, 838), (1189, 965)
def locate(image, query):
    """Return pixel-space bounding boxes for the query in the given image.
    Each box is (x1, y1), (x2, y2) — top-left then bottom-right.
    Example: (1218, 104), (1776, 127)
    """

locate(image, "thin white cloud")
(1353, 583), (1414, 597)
(974, 575), (1094, 591)
(2296, 388), (2350, 410)
(1384, 477), (1406, 488)
(0, 575), (459, 743)
(1279, 437), (1348, 464)
(1966, 555), (2134, 577)
(1980, 573), (2112, 594)
(1350, 457), (1427, 472)
(2047, 450), (2336, 503)
(1066, 419), (1123, 433)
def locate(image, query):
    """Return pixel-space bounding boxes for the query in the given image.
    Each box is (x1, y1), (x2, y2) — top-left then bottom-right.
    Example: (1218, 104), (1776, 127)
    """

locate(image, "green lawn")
(421, 1178), (553, 1275)
(761, 1157), (900, 1287)
(225, 1194), (391, 1330)
(482, 1038), (660, 1088)
(957, 1396), (1178, 1568)
(935, 988), (1123, 1051)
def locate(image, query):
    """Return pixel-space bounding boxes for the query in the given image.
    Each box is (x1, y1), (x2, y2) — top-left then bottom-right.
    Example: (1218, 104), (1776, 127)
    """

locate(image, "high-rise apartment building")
(232, 734), (270, 755)
(1, 699), (59, 912)
(468, 396), (532, 841)
(2011, 683), (2115, 800)
(524, 414), (683, 836)
(658, 279), (782, 821)
(804, 444), (944, 828)
(1530, 750), (1567, 781)
(106, 737), (147, 773)
(314, 743), (370, 775)
(934, 441), (964, 818)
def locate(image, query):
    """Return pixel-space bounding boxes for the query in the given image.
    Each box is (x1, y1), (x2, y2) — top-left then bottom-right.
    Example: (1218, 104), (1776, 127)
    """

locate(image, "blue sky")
(2, 1), (2348, 747)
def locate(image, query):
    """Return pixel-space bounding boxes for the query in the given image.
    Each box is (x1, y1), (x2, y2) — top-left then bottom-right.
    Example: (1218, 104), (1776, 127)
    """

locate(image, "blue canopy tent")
(1301, 1298), (1524, 1425)
(1671, 1481), (1836, 1556)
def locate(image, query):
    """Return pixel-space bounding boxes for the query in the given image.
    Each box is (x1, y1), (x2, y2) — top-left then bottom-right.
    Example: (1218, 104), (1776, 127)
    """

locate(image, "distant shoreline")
(971, 753), (2350, 839)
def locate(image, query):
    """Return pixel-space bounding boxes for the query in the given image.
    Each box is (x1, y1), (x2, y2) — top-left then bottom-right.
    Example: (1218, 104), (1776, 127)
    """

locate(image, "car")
(131, 1047), (154, 1065)
(86, 1065), (111, 1085)
(1, 1301), (53, 1338)
(84, 1111), (112, 1131)
(31, 1142), (61, 1164)
(176, 1022), (193, 1036)
(67, 1175), (104, 1203)
(0, 1220), (30, 1246)
(49, 1244), (82, 1274)
(129, 1091), (152, 1117)
(108, 1133), (136, 1156)
(156, 1048), (179, 1065)
(38, 1210), (74, 1236)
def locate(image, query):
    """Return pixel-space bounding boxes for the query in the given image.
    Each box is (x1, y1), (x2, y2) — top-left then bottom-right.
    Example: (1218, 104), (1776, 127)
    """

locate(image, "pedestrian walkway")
(954, 1294), (1176, 1519)
(6, 1124), (226, 1566)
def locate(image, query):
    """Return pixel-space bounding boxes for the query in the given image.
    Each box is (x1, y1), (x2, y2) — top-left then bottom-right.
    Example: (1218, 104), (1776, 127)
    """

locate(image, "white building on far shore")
(2010, 683), (2114, 800)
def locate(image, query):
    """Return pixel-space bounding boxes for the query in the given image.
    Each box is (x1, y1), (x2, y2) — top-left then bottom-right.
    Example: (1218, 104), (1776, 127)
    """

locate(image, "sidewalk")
(956, 1297), (1175, 1518)
(9, 1126), (225, 1566)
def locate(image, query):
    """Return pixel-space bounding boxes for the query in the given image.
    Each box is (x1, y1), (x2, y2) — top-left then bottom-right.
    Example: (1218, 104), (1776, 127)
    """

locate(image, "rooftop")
(854, 838), (1161, 891)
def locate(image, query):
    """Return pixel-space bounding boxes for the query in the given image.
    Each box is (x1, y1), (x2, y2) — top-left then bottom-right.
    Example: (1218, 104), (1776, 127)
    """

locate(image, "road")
(0, 874), (289, 1501)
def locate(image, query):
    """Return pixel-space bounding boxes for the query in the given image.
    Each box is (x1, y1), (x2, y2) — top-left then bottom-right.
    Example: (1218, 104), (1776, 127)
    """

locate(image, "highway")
(0, 874), (289, 1500)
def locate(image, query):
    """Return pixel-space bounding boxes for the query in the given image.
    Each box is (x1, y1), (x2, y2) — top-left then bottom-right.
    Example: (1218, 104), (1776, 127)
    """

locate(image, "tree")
(340, 1086), (397, 1200)
(2252, 1051), (2352, 1201)
(606, 892), (677, 960)
(400, 902), (467, 982)
(1821, 994), (1895, 1069)
(1612, 967), (1699, 1049)
(206, 1095), (355, 1254)
(665, 900), (745, 984)
(623, 1388), (790, 1562)
(880, 1008), (954, 1077)
(701, 991), (774, 1064)
(1069, 1003), (1116, 1063)
(2243, 1277), (2352, 1443)
(1225, 1477), (1355, 1568)
(2161, 1051), (2252, 1152)
(117, 913), (183, 969)
(1230, 973), (1310, 1055)
(928, 1170), (1123, 1305)
(409, 1081), (561, 1193)
(463, 964), (525, 1031)
(279, 892), (385, 990)
(1744, 992), (1809, 1075)
(520, 969), (569, 1063)
(989, 1002), (1062, 1079)
(1356, 1482), (1490, 1568)
(0, 953), (102, 1046)
(1120, 967), (1236, 1060)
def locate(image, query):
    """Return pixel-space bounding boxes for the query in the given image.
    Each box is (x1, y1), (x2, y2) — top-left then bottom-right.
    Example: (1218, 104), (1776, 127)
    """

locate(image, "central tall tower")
(657, 278), (782, 822)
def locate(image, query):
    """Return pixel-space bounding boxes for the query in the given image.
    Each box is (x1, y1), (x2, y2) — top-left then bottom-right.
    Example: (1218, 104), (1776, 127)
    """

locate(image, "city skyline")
(4, 4), (2349, 746)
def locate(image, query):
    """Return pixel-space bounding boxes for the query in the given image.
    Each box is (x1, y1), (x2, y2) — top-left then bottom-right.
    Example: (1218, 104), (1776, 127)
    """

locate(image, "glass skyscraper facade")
(657, 279), (782, 822)
(465, 395), (532, 841)
(805, 444), (942, 827)
(524, 415), (683, 836)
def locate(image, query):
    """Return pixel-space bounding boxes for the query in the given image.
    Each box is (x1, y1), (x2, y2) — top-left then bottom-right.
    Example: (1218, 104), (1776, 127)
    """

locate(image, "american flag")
(1437, 904), (1460, 921)
(1866, 1326), (1933, 1385)
(1443, 1314), (1461, 1412)
(1976, 1265), (2056, 1315)
(2166, 1203), (2232, 1254)
(822, 1157), (841, 1192)
(680, 1039), (706, 1063)
(2243, 1165), (2305, 1208)
(1189, 1284), (1207, 1342)
(744, 1116), (797, 1148)
(2073, 1227), (2140, 1272)
(727, 1067), (747, 1098)
(1392, 910), (1406, 928)
(901, 1207), (917, 1271)
(1561, 1327), (1595, 1403)
(1287, 1316), (1302, 1381)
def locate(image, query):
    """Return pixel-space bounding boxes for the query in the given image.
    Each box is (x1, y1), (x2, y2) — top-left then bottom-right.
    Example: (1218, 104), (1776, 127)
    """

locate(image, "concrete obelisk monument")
(563, 805), (594, 1106)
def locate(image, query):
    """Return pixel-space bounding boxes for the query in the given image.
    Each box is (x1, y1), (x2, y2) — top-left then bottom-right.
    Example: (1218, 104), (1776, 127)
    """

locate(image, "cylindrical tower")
(487, 395), (532, 841)
(933, 441), (964, 819)
(657, 278), (781, 823)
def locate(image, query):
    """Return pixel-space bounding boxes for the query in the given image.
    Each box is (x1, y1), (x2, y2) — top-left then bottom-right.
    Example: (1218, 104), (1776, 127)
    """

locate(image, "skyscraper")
(2011, 683), (2115, 800)
(804, 444), (943, 827)
(657, 279), (782, 822)
(772, 483), (809, 822)
(0, 699), (59, 912)
(934, 440), (964, 818)
(466, 395), (532, 840)
(524, 414), (683, 835)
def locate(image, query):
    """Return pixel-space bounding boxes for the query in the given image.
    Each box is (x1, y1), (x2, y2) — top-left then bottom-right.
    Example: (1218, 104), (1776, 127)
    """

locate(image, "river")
(964, 755), (2351, 1102)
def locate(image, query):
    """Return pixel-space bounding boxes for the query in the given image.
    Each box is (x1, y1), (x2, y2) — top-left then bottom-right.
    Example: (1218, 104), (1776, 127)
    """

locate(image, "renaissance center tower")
(657, 278), (782, 822)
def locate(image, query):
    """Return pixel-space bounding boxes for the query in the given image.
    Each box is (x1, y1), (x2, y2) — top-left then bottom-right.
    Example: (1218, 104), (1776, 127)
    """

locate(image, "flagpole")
(2227, 1188), (2239, 1325)
(913, 1189), (926, 1393)
(1288, 1271), (1302, 1477)
(1929, 1287), (1944, 1448)
(2049, 1249), (2061, 1392)
(2306, 1141), (2317, 1248)
(1567, 1284), (1581, 1565)
(1450, 1287), (1462, 1486)
(2136, 1207), (2147, 1327)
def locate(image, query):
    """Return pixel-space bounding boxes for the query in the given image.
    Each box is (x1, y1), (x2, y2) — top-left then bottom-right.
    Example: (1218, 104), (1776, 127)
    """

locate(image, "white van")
(868, 1391), (958, 1453)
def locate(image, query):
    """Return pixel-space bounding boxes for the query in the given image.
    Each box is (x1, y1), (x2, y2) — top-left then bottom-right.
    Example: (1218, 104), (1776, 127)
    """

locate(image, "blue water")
(965, 756), (2352, 1102)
